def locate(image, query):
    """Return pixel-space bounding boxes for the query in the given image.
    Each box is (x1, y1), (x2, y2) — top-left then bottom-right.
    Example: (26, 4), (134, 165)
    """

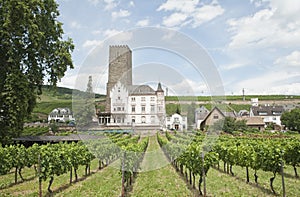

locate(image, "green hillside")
(30, 85), (298, 122)
(165, 95), (300, 102)
(28, 85), (105, 122)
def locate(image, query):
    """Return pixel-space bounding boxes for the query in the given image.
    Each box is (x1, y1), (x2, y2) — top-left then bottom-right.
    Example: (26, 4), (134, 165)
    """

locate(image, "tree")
(212, 117), (247, 134)
(0, 0), (74, 144)
(281, 108), (300, 132)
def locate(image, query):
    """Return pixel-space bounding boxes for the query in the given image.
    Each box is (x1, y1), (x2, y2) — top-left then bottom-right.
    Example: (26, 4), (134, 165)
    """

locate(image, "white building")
(48, 108), (75, 123)
(250, 105), (285, 128)
(165, 113), (187, 131)
(99, 81), (165, 130)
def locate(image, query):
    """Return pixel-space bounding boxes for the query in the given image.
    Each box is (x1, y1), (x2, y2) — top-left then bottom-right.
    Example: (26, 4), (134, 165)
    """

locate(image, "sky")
(56, 0), (300, 96)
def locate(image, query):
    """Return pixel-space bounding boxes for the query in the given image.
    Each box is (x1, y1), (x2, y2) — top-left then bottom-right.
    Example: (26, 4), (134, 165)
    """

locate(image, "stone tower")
(106, 45), (132, 112)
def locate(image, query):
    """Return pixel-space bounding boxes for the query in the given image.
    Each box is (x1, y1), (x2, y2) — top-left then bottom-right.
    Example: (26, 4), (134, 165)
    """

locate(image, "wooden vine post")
(38, 153), (42, 197)
(121, 152), (126, 197)
(202, 151), (206, 197)
(281, 160), (286, 197)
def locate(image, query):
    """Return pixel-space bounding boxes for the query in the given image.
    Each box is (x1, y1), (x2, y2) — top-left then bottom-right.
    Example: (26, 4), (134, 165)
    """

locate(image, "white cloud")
(88, 0), (118, 10)
(129, 1), (135, 7)
(227, 1), (300, 50)
(107, 31), (133, 43)
(168, 79), (208, 96)
(83, 40), (103, 48)
(88, 0), (100, 6)
(92, 30), (102, 35)
(136, 19), (149, 27)
(233, 70), (300, 95)
(157, 0), (224, 28)
(104, 0), (118, 10)
(220, 63), (247, 71)
(192, 3), (224, 27)
(103, 29), (122, 37)
(112, 9), (131, 20)
(157, 0), (199, 13)
(274, 51), (300, 67)
(70, 21), (82, 29)
(162, 12), (188, 27)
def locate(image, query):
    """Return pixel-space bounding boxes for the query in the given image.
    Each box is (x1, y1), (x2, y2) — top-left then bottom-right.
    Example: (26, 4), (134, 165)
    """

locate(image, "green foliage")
(21, 126), (49, 136)
(0, 0), (74, 144)
(281, 108), (300, 132)
(49, 123), (59, 133)
(212, 117), (247, 134)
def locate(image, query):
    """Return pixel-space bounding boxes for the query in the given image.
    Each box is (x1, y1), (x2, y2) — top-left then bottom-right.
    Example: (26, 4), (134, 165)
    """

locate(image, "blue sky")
(56, 0), (300, 96)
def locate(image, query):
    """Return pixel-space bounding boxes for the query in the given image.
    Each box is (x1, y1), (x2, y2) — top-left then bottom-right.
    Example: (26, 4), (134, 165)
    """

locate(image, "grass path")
(129, 135), (196, 197)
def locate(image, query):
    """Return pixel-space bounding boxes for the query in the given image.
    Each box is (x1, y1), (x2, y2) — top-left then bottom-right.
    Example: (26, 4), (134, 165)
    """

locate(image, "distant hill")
(29, 85), (300, 122)
(28, 85), (105, 122)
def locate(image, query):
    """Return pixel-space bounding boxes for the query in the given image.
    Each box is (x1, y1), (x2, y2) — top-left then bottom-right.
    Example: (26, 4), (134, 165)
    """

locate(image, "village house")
(199, 106), (237, 130)
(165, 113), (187, 131)
(48, 108), (75, 123)
(250, 105), (285, 129)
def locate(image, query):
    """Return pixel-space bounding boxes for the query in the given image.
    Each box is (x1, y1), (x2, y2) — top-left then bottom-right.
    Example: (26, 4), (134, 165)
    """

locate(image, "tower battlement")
(106, 45), (132, 112)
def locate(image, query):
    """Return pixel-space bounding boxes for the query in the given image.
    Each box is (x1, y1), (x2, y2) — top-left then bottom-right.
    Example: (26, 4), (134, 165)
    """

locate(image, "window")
(141, 116), (146, 123)
(151, 116), (155, 123)
(141, 97), (145, 102)
(117, 117), (121, 123)
(118, 87), (120, 92)
(258, 112), (268, 116)
(150, 97), (155, 101)
(213, 114), (219, 119)
(158, 106), (162, 112)
(131, 97), (135, 102)
(141, 105), (146, 112)
(117, 107), (121, 111)
(131, 105), (135, 112)
(132, 116), (135, 123)
(151, 105), (155, 112)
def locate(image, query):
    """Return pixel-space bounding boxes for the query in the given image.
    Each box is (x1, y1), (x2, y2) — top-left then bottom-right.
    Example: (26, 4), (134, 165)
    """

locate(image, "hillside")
(30, 85), (300, 122)
(28, 86), (105, 122)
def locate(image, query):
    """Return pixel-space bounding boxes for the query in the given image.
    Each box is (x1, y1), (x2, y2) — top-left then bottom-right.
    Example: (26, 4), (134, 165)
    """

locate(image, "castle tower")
(106, 45), (132, 112)
(156, 82), (166, 127)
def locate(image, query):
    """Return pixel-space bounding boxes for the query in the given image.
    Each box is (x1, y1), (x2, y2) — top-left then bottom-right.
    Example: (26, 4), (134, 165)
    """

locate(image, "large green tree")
(0, 0), (74, 144)
(281, 108), (300, 132)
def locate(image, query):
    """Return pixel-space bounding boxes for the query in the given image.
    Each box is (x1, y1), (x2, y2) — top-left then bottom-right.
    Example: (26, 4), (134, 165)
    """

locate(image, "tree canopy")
(0, 0), (74, 144)
(212, 117), (247, 134)
(281, 108), (300, 132)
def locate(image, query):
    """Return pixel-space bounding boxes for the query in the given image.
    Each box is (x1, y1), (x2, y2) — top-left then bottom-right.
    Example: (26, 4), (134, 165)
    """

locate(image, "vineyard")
(158, 131), (300, 196)
(0, 132), (300, 196)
